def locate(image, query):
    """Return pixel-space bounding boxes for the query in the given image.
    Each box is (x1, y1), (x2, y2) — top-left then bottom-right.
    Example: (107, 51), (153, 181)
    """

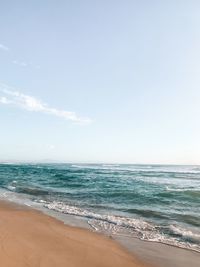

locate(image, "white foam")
(0, 188), (41, 208)
(44, 201), (200, 253)
(45, 201), (154, 231)
(7, 185), (16, 191)
(170, 225), (200, 242)
(165, 186), (197, 192)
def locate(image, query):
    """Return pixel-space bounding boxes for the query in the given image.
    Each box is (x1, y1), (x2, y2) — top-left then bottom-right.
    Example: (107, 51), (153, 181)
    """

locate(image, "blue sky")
(0, 1), (200, 164)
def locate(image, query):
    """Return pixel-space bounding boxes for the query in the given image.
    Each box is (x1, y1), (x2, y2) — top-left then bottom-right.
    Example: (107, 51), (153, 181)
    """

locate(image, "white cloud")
(0, 83), (92, 124)
(0, 96), (10, 104)
(0, 43), (9, 51)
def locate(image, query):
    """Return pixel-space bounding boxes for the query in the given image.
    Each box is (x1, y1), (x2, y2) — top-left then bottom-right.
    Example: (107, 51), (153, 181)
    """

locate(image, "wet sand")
(116, 235), (200, 267)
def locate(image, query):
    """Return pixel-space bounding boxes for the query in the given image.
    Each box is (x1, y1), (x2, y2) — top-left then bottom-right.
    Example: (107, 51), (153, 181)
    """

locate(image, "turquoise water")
(0, 163), (199, 252)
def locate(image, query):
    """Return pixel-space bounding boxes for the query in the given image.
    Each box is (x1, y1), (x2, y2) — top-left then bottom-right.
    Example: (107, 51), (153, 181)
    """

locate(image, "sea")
(0, 163), (199, 253)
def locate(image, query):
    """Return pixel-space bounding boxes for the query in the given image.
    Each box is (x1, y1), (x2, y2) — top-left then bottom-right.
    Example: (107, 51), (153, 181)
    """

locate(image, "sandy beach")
(0, 200), (150, 267)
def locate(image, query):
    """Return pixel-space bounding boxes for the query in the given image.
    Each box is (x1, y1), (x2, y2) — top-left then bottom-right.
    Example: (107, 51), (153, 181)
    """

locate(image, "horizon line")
(0, 160), (199, 166)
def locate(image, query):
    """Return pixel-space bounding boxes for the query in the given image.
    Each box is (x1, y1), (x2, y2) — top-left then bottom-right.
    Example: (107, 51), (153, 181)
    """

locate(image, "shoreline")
(40, 205), (200, 267)
(0, 199), (199, 267)
(0, 200), (150, 267)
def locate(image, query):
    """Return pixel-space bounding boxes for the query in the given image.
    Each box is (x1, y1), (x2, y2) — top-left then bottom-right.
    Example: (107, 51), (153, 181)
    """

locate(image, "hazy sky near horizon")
(0, 1), (200, 164)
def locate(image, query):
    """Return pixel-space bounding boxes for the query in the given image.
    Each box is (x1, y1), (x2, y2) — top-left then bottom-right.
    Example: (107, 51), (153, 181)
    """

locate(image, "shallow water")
(0, 163), (199, 252)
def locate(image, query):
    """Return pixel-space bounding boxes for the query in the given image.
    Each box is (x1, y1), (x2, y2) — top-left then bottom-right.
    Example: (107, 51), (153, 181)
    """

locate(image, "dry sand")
(0, 200), (150, 267)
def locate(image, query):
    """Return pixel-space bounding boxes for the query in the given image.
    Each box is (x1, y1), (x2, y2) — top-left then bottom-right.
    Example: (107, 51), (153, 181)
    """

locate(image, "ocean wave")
(7, 185), (16, 191)
(44, 201), (200, 252)
(16, 186), (50, 196)
(163, 188), (200, 201)
(124, 208), (169, 220)
(44, 201), (154, 231)
(156, 189), (200, 201)
(102, 164), (120, 167)
(170, 225), (200, 243)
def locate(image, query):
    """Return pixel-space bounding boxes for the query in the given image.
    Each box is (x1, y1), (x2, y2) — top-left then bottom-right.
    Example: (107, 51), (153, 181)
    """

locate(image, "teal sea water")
(0, 163), (199, 252)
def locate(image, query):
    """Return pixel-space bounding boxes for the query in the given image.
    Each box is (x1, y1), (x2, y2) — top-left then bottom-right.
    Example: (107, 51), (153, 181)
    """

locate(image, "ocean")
(0, 163), (199, 252)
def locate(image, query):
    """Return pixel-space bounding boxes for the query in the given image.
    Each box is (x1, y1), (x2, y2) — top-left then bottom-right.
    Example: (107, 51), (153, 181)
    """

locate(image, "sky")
(0, 0), (200, 164)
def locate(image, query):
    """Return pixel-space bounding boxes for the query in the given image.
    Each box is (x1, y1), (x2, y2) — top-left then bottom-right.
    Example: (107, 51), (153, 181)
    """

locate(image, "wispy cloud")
(0, 83), (92, 124)
(0, 43), (40, 69)
(13, 60), (41, 69)
(13, 60), (28, 67)
(0, 43), (9, 51)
